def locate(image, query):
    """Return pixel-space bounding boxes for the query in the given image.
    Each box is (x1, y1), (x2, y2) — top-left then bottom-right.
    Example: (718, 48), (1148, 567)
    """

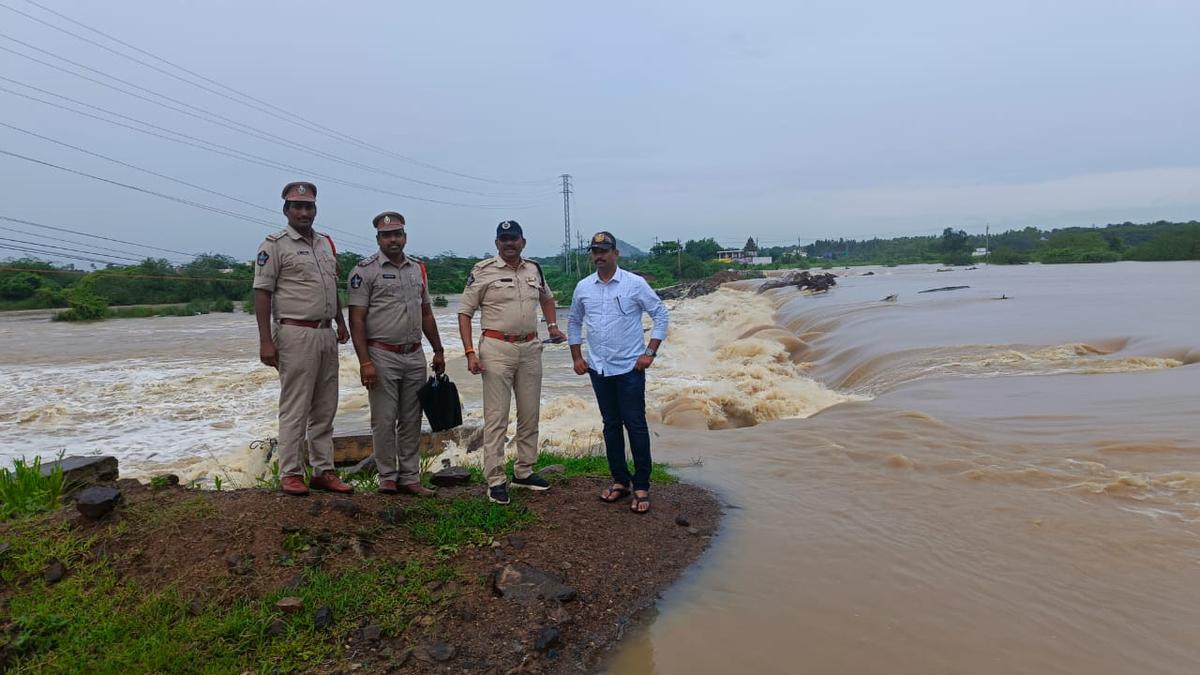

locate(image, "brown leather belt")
(482, 329), (537, 343)
(368, 339), (422, 354)
(279, 318), (331, 328)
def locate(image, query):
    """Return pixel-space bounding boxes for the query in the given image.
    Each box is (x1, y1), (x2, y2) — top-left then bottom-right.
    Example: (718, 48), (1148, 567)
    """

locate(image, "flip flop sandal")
(600, 485), (631, 502)
(630, 495), (651, 514)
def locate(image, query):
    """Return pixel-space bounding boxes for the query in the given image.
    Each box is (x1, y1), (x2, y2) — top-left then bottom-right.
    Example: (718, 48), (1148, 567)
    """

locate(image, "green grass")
(0, 453), (69, 521)
(527, 451), (679, 484)
(399, 496), (535, 549)
(0, 516), (457, 673)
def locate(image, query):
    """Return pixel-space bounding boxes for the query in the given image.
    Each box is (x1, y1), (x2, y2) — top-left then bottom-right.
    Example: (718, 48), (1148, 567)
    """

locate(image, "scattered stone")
(266, 618), (287, 637)
(547, 605), (573, 625)
(330, 499), (360, 517)
(493, 563), (577, 605)
(224, 553), (245, 568)
(658, 270), (762, 300)
(508, 535), (527, 550)
(417, 615), (435, 627)
(188, 598), (204, 616)
(674, 514), (690, 527)
(164, 474), (180, 486)
(44, 558), (66, 584)
(308, 500), (324, 516)
(443, 580), (460, 595)
(360, 624), (382, 642)
(280, 524), (303, 534)
(490, 540), (503, 548)
(394, 574), (408, 586)
(918, 285), (970, 294)
(0, 541), (10, 557)
(275, 596), (304, 614)
(114, 478), (146, 493)
(539, 464), (566, 476)
(686, 527), (700, 536)
(418, 641), (456, 662)
(314, 605), (334, 630)
(74, 485), (121, 520)
(534, 626), (562, 651)
(41, 455), (118, 494)
(430, 466), (471, 487)
(424, 580), (444, 594)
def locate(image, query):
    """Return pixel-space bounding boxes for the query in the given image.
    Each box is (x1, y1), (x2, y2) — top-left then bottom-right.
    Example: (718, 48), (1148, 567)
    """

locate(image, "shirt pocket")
(282, 251), (318, 281)
(613, 293), (640, 315)
(524, 275), (542, 302)
(489, 278), (519, 302)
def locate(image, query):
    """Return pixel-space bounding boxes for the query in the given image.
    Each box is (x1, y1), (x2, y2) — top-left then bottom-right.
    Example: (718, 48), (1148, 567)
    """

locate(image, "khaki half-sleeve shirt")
(252, 226), (339, 321)
(346, 253), (430, 344)
(457, 256), (553, 335)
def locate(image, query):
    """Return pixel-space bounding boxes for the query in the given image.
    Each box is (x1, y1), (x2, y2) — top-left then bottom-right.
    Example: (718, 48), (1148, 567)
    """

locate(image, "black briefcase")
(417, 374), (463, 432)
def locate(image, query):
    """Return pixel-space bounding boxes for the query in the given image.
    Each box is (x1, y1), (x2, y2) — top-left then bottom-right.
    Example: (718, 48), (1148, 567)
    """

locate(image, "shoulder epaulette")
(265, 230), (286, 241)
(356, 253), (379, 267)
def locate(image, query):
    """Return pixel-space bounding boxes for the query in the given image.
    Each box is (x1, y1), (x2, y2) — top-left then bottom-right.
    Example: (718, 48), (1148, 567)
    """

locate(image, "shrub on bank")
(0, 454), (67, 521)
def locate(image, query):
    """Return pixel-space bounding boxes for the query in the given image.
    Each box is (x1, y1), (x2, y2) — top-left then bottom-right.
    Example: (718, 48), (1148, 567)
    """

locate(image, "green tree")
(0, 272), (41, 300)
(649, 240), (682, 257)
(684, 238), (721, 261)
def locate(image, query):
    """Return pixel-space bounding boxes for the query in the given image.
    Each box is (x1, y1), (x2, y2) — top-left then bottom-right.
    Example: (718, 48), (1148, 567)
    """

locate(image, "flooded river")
(1, 261), (1198, 673)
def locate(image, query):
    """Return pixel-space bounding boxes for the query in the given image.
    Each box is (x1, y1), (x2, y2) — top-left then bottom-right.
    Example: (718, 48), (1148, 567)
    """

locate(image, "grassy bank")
(0, 452), (692, 673)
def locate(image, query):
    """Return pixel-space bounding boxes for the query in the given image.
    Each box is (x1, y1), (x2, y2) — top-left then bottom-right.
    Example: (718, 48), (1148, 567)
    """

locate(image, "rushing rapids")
(1, 260), (1198, 674)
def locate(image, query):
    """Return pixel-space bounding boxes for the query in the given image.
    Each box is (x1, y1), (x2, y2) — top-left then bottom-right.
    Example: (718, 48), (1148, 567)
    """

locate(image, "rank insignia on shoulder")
(257, 251), (269, 266)
(466, 273), (475, 287)
(350, 274), (362, 289)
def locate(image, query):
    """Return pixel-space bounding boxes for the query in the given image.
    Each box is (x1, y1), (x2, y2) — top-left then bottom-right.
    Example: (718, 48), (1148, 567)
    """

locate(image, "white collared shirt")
(567, 267), (669, 376)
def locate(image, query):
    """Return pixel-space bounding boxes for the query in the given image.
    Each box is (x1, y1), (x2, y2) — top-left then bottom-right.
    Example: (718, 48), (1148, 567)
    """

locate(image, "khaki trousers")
(479, 337), (543, 487)
(274, 323), (339, 477)
(368, 346), (428, 484)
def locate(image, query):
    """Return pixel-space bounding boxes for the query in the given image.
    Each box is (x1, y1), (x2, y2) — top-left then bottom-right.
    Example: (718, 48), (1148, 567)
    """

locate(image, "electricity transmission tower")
(560, 174), (572, 272)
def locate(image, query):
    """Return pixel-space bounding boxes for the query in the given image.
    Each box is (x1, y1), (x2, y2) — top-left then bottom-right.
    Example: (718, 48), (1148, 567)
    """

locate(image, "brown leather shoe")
(377, 480), (399, 494)
(397, 483), (436, 497)
(309, 470), (353, 494)
(280, 475), (309, 496)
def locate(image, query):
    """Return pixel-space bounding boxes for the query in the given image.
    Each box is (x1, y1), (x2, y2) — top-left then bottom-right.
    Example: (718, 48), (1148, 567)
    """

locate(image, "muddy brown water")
(2, 261), (1198, 673)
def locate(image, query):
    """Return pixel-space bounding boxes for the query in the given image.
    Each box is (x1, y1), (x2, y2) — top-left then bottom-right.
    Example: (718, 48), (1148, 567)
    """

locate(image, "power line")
(10, 0), (556, 187)
(0, 214), (199, 258)
(0, 148), (376, 252)
(0, 80), (559, 209)
(0, 229), (165, 264)
(0, 265), (250, 283)
(0, 30), (553, 200)
(0, 242), (147, 266)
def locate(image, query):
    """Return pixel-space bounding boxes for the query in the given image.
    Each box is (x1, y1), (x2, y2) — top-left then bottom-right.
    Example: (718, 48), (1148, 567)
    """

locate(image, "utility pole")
(560, 174), (572, 273)
(985, 223), (990, 265)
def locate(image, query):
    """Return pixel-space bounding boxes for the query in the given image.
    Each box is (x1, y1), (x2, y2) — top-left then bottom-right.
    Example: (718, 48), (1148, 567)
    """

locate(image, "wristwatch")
(643, 347), (657, 357)
(547, 322), (558, 330)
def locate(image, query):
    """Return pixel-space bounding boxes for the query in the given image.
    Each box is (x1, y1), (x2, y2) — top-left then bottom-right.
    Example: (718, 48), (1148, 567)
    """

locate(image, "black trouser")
(588, 367), (651, 491)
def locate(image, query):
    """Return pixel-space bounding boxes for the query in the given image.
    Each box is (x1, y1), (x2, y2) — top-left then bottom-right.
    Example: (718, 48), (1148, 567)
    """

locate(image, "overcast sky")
(1, 0), (1198, 264)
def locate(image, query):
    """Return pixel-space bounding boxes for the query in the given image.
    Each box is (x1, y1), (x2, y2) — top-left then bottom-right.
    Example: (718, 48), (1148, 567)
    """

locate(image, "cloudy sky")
(1, 0), (1197, 263)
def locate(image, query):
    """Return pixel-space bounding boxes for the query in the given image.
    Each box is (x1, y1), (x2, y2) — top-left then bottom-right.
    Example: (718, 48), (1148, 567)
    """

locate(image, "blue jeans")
(588, 368), (652, 491)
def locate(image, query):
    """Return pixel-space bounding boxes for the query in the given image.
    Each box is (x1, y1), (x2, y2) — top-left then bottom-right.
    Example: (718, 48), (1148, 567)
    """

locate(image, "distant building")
(972, 247), (989, 258)
(717, 250), (773, 265)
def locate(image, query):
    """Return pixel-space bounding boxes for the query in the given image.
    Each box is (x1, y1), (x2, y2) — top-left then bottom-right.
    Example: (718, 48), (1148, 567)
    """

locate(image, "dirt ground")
(5, 477), (722, 674)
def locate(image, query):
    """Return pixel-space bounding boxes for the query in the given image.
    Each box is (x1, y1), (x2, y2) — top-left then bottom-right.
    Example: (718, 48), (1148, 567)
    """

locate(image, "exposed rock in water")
(656, 270), (763, 300)
(757, 270), (838, 294)
(918, 285), (970, 294)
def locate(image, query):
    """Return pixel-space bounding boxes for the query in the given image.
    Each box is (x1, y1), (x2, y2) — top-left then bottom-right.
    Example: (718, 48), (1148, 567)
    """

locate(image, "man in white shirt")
(568, 232), (669, 514)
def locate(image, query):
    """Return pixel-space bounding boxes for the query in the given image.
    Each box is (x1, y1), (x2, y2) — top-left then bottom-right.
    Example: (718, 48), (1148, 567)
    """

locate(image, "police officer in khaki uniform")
(348, 211), (445, 496)
(253, 181), (354, 496)
(457, 220), (565, 504)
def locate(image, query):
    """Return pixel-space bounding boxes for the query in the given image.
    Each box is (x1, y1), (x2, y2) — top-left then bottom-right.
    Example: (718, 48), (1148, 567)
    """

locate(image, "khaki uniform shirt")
(252, 226), (339, 321)
(457, 256), (553, 334)
(346, 253), (431, 344)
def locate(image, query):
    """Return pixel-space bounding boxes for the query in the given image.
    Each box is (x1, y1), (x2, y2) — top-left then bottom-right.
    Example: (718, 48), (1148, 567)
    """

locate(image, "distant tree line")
(803, 220), (1200, 266)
